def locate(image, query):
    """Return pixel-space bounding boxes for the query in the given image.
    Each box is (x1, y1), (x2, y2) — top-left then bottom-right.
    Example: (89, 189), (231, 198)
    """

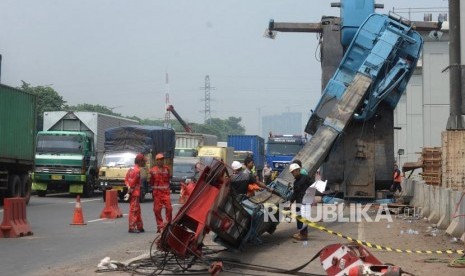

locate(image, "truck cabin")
(174, 148), (198, 158)
(266, 135), (306, 172)
(100, 151), (136, 168)
(36, 131), (92, 156)
(266, 136), (306, 156)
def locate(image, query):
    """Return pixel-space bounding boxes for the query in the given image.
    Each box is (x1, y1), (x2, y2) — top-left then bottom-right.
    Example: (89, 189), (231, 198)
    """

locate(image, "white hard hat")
(231, 161), (242, 170)
(289, 163), (301, 173)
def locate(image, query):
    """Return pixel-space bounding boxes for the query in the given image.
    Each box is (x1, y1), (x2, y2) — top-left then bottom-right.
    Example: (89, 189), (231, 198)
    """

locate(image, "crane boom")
(166, 105), (193, 133)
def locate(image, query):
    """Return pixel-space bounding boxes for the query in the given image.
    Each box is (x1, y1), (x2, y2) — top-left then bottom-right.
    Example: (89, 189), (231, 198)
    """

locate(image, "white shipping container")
(175, 132), (218, 149)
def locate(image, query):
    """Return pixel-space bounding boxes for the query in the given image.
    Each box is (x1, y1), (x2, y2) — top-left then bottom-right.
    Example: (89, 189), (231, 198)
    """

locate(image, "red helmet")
(135, 153), (145, 162)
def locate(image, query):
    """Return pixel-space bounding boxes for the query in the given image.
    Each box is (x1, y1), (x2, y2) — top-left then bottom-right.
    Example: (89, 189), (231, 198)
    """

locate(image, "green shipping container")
(0, 84), (36, 164)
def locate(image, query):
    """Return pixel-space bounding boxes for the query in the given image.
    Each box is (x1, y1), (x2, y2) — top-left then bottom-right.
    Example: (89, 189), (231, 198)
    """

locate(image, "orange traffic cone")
(70, 195), (86, 225)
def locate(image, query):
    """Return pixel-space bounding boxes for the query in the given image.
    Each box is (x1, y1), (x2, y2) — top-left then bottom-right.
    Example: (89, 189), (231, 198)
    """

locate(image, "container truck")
(32, 111), (137, 197)
(174, 132), (217, 158)
(227, 135), (265, 179)
(98, 125), (176, 201)
(0, 84), (36, 204)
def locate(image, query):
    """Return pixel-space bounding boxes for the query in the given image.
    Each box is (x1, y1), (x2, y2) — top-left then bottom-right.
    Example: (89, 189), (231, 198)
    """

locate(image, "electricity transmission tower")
(201, 75), (214, 125)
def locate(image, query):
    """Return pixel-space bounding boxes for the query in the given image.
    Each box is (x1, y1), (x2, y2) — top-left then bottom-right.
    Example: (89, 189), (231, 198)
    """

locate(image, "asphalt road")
(0, 191), (182, 276)
(2, 193), (464, 276)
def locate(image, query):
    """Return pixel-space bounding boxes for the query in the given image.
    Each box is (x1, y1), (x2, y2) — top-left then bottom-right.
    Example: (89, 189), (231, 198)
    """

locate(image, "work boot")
(292, 233), (308, 241)
(128, 229), (140, 233)
(139, 228), (145, 233)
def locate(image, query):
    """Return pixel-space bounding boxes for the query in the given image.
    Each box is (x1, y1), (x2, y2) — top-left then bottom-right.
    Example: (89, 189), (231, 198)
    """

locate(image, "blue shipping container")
(227, 135), (265, 171)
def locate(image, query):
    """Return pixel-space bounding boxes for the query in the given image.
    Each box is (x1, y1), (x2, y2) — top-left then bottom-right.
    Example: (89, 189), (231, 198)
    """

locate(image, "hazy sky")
(0, 0), (448, 135)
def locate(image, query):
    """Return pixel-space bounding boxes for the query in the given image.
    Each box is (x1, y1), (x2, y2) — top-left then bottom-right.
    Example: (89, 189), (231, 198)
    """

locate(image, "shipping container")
(0, 84), (36, 203)
(227, 135), (265, 172)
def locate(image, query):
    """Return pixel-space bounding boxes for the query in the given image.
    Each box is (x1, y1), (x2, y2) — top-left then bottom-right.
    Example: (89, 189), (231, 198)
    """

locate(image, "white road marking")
(67, 198), (101, 204)
(87, 214), (128, 223)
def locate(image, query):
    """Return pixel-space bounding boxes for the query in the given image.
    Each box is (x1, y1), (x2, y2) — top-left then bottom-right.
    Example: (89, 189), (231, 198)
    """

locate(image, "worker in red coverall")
(150, 153), (172, 233)
(125, 153), (146, 233)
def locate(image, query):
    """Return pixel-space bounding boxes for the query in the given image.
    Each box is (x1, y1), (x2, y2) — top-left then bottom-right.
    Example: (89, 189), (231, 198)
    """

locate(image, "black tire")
(8, 174), (21, 198)
(37, 190), (47, 197)
(102, 189), (107, 202)
(20, 174), (32, 204)
(83, 174), (95, 198)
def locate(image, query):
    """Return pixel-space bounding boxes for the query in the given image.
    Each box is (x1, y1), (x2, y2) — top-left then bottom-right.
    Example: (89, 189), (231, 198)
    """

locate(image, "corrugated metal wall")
(0, 84), (36, 163)
(394, 36), (450, 168)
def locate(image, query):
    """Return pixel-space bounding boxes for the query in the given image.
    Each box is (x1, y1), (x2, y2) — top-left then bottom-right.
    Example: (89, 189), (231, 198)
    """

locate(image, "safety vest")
(150, 165), (170, 190)
(394, 169), (402, 183)
(125, 165), (142, 197)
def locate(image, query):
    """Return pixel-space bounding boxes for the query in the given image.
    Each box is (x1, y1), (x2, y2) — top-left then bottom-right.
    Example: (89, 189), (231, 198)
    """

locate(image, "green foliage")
(190, 117), (245, 140)
(20, 81), (66, 131)
(139, 117), (245, 140)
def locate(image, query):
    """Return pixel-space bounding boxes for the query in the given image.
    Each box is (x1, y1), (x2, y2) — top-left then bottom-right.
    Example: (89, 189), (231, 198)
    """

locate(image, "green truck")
(0, 84), (36, 205)
(32, 111), (137, 197)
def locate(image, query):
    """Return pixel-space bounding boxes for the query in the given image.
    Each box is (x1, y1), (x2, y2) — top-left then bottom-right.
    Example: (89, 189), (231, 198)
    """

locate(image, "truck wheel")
(37, 190), (47, 197)
(83, 175), (95, 198)
(7, 175), (21, 198)
(20, 174), (32, 204)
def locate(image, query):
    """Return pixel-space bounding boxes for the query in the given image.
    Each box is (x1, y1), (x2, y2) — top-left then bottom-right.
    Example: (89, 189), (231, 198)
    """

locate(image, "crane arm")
(166, 105), (193, 133)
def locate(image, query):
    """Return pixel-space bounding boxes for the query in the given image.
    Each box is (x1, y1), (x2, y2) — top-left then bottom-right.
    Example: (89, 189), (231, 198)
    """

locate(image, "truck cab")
(174, 148), (198, 158)
(98, 151), (152, 202)
(266, 134), (306, 175)
(32, 131), (97, 197)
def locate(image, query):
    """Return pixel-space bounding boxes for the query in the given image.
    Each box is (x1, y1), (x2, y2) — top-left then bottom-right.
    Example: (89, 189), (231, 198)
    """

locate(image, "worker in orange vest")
(125, 153), (146, 233)
(149, 153), (172, 233)
(391, 164), (402, 193)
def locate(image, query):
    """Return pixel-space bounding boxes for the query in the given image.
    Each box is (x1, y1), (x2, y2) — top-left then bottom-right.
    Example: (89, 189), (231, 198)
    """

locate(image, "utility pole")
(446, 0), (464, 129)
(164, 73), (171, 128)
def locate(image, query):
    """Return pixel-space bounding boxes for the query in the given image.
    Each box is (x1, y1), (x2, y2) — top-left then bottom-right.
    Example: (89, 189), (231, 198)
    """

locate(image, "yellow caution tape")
(279, 208), (464, 255)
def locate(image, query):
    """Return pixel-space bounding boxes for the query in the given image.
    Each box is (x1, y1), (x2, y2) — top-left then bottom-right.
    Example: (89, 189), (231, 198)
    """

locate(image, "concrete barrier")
(409, 181), (422, 208)
(446, 191), (465, 238)
(437, 188), (451, 228)
(401, 179), (465, 238)
(428, 186), (440, 223)
(421, 184), (431, 218)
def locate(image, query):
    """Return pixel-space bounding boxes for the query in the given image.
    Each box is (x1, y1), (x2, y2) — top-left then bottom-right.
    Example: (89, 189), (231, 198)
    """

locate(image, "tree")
(191, 117), (245, 140)
(20, 82), (66, 131)
(146, 116), (245, 140)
